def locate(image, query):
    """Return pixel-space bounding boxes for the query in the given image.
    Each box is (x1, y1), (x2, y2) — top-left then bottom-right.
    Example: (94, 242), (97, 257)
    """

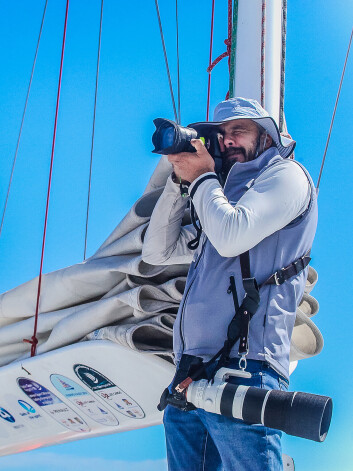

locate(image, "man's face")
(218, 119), (262, 171)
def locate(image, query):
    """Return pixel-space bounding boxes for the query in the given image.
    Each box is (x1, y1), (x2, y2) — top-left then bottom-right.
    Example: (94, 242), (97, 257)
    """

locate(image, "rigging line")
(175, 0), (181, 124)
(228, 0), (238, 99)
(207, 0), (233, 100)
(0, 0), (48, 239)
(316, 27), (353, 191)
(226, 0), (233, 70)
(260, 0), (266, 107)
(26, 0), (70, 357)
(154, 0), (178, 122)
(279, 0), (287, 132)
(83, 0), (104, 261)
(206, 0), (216, 121)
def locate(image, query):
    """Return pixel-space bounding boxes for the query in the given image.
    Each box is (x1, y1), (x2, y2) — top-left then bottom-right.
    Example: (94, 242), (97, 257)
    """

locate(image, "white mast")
(232, 0), (284, 126)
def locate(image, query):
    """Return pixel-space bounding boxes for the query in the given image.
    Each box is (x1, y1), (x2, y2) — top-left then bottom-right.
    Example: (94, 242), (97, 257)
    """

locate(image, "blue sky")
(0, 1), (352, 469)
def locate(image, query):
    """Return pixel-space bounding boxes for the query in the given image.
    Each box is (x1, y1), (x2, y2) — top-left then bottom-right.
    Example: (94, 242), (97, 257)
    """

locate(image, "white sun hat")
(189, 97), (296, 159)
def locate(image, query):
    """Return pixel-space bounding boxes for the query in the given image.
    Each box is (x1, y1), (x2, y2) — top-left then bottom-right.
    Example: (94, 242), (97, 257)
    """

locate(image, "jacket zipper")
(179, 237), (207, 353)
(194, 235), (207, 269)
(179, 278), (195, 352)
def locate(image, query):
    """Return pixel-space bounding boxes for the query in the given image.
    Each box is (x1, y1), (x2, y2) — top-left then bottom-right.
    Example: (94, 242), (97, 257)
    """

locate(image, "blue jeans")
(163, 359), (289, 471)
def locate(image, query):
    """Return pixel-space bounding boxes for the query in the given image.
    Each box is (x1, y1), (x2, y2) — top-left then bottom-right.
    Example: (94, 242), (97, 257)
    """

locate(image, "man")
(142, 98), (317, 470)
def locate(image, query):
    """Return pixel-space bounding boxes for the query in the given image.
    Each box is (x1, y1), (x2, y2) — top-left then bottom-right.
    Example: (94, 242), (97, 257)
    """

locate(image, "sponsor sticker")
(50, 374), (119, 426)
(18, 400), (36, 414)
(0, 406), (26, 434)
(3, 394), (48, 430)
(17, 378), (90, 433)
(74, 365), (145, 419)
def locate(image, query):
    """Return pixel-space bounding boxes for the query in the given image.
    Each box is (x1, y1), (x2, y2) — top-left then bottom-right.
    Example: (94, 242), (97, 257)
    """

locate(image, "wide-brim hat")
(189, 97), (296, 159)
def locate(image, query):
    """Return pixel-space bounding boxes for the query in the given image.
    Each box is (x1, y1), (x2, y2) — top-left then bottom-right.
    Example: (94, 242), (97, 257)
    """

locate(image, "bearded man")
(142, 97), (317, 471)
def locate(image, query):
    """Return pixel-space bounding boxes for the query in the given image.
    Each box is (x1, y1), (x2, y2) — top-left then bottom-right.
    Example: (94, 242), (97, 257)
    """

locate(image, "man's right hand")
(168, 139), (215, 184)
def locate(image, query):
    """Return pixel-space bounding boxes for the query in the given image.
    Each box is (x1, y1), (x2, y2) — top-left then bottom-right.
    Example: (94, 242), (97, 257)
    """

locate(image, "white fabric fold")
(90, 223), (148, 259)
(117, 285), (178, 315)
(102, 278), (131, 299)
(17, 298), (134, 361)
(0, 254), (168, 320)
(0, 300), (106, 347)
(290, 309), (324, 361)
(0, 256), (126, 318)
(93, 187), (163, 254)
(297, 292), (319, 318)
(85, 315), (174, 355)
(305, 266), (318, 294)
(158, 278), (186, 302)
(143, 155), (172, 195)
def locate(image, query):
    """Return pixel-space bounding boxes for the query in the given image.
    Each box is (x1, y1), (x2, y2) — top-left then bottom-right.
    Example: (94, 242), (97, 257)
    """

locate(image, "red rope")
(206, 0), (233, 117)
(24, 0), (70, 357)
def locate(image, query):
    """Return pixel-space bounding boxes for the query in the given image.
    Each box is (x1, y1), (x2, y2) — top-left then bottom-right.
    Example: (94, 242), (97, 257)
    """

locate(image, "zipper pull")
(228, 276), (236, 294)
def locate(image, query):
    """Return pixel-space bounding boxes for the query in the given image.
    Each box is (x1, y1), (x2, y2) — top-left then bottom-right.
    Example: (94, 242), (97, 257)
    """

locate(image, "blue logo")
(0, 407), (15, 423)
(18, 400), (36, 414)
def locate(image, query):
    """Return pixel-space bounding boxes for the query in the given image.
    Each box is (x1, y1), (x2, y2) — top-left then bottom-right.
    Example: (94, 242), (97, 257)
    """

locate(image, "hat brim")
(189, 116), (296, 159)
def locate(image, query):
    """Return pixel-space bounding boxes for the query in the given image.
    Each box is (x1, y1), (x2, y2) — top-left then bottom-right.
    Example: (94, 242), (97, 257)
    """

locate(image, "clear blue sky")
(0, 1), (352, 470)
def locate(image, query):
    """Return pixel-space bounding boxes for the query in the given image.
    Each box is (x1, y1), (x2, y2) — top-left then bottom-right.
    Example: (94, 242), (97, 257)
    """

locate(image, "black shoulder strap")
(237, 251), (260, 356)
(208, 251), (260, 372)
(260, 251), (311, 287)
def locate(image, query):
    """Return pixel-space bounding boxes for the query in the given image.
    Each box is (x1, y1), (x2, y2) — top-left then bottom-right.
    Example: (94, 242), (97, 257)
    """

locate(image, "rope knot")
(23, 336), (38, 346)
(23, 335), (39, 357)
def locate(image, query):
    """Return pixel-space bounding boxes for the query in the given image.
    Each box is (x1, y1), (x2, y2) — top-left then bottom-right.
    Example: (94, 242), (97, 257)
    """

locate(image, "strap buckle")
(274, 268), (285, 285)
(293, 256), (305, 274)
(239, 354), (248, 371)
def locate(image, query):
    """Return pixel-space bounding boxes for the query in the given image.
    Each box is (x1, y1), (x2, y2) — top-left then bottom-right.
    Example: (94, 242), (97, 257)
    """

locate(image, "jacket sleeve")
(142, 175), (197, 265)
(189, 160), (311, 258)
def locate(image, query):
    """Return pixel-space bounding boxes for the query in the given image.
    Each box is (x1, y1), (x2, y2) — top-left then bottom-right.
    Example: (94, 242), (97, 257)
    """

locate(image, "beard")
(221, 135), (262, 175)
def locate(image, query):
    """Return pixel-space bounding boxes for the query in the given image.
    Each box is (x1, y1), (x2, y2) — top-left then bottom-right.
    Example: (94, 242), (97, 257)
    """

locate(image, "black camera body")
(152, 118), (223, 173)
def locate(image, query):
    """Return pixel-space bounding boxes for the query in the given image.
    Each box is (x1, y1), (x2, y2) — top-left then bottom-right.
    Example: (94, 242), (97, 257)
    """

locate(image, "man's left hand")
(168, 139), (215, 183)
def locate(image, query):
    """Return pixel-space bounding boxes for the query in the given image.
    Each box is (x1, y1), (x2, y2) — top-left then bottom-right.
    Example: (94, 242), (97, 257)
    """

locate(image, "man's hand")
(168, 139), (215, 183)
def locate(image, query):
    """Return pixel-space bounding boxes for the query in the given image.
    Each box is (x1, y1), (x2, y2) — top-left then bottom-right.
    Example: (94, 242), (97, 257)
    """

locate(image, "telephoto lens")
(186, 368), (333, 442)
(152, 118), (198, 155)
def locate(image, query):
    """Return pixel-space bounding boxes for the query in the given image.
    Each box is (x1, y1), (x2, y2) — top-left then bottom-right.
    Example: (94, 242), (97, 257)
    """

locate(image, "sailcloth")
(0, 155), (323, 368)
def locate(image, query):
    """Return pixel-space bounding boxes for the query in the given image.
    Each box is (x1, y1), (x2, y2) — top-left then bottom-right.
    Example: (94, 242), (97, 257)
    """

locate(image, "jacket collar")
(225, 147), (282, 185)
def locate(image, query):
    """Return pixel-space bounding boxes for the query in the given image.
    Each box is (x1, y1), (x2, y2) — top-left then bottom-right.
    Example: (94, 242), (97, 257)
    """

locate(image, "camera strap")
(187, 202), (203, 250)
(210, 249), (311, 375)
(215, 251), (260, 370)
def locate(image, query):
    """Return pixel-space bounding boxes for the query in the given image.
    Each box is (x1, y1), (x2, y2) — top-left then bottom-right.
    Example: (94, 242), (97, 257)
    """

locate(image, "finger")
(190, 139), (205, 153)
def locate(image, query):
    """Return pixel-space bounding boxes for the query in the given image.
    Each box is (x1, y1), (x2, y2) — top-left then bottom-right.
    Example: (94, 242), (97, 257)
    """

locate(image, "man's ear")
(217, 133), (225, 152)
(263, 133), (273, 150)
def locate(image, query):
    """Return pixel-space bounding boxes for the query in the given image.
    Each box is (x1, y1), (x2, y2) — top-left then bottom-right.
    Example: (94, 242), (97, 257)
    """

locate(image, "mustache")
(222, 147), (246, 158)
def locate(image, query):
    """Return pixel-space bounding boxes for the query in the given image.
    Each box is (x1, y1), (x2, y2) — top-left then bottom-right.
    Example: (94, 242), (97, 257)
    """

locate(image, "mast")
(230, 0), (284, 126)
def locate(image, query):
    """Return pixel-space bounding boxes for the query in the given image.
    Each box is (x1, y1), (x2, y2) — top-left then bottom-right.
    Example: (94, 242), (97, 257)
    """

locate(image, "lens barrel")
(187, 378), (332, 442)
(152, 118), (198, 154)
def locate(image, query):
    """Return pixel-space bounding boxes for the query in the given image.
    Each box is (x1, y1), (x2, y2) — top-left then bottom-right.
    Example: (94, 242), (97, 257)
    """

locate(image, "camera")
(152, 118), (222, 173)
(158, 356), (333, 443)
(187, 367), (333, 442)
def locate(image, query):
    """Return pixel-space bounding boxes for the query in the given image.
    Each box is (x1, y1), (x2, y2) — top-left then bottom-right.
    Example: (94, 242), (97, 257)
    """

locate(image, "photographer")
(142, 97), (317, 471)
